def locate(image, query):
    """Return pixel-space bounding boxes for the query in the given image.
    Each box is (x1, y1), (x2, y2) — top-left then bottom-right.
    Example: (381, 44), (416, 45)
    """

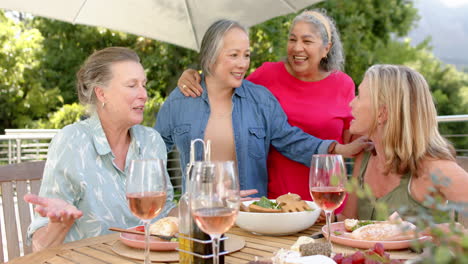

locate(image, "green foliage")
(406, 51), (468, 151)
(317, 0), (419, 83)
(0, 11), (62, 132)
(33, 103), (86, 129)
(32, 17), (198, 104)
(142, 93), (165, 127)
(249, 15), (292, 71)
(24, 17), (198, 127)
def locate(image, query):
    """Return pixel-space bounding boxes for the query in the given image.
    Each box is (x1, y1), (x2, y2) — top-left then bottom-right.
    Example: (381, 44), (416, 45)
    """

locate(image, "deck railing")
(1, 114), (467, 197)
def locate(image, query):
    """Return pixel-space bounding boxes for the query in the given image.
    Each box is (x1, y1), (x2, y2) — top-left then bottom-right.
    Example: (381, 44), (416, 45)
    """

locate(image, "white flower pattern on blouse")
(27, 114), (175, 243)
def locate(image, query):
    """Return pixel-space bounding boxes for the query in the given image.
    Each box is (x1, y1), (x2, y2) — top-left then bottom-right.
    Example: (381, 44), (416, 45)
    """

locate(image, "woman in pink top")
(177, 10), (355, 210)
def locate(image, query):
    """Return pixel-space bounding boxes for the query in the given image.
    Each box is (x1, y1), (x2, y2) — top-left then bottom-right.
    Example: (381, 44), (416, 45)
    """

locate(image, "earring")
(102, 102), (106, 108)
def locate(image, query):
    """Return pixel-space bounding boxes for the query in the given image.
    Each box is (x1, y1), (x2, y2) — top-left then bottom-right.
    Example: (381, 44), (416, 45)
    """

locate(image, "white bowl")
(235, 200), (321, 236)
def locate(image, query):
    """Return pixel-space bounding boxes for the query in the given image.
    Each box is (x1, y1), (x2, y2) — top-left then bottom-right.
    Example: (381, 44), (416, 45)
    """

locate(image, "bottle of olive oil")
(179, 139), (224, 264)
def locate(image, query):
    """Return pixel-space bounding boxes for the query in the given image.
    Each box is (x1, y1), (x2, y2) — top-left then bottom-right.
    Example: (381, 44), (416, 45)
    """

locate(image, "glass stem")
(211, 234), (221, 264)
(325, 210), (334, 251)
(144, 220), (151, 264)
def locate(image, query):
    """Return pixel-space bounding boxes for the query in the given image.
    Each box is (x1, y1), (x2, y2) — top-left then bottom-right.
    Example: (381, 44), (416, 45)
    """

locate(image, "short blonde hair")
(76, 47), (140, 113)
(365, 64), (454, 177)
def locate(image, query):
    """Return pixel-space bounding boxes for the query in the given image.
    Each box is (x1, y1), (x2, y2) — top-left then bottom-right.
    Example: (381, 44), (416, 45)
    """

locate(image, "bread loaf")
(149, 217), (179, 236)
(350, 221), (416, 241)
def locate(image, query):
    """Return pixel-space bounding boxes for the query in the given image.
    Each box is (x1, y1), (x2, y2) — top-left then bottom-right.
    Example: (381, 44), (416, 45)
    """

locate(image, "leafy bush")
(33, 103), (86, 129)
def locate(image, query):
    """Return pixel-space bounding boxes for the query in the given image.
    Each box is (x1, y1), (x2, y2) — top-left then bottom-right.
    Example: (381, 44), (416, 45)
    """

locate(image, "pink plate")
(322, 222), (431, 250)
(119, 226), (178, 251)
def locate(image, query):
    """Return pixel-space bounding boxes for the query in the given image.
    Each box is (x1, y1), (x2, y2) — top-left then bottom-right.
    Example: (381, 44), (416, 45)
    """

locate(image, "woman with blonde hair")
(342, 64), (468, 220)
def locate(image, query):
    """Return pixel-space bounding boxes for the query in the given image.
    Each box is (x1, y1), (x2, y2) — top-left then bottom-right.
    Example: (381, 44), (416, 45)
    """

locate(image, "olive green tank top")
(357, 152), (430, 220)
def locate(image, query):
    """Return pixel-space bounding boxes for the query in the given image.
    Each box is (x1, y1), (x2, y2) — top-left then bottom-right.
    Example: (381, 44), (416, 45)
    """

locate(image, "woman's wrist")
(327, 141), (338, 154)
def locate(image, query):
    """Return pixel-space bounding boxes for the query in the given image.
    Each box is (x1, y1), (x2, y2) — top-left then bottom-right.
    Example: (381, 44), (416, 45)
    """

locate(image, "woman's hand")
(24, 194), (83, 223)
(240, 189), (259, 201)
(24, 194), (83, 251)
(177, 69), (203, 97)
(334, 136), (373, 158)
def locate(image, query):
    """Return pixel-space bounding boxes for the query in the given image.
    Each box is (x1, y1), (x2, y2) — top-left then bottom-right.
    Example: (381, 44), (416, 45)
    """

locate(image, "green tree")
(249, 0), (420, 84)
(33, 18), (198, 104)
(0, 11), (62, 132)
(408, 51), (468, 150)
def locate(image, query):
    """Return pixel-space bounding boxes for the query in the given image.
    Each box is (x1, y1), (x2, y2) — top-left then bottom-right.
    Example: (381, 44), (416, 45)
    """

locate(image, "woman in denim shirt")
(155, 20), (367, 198)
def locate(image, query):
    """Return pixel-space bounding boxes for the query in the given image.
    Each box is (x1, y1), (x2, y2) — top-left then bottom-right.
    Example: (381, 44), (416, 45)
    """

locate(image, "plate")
(322, 222), (431, 250)
(112, 234), (246, 262)
(119, 226), (178, 251)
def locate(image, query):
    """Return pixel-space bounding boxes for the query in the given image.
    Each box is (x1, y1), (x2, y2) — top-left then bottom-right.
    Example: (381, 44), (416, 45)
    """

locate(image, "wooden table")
(7, 224), (419, 264)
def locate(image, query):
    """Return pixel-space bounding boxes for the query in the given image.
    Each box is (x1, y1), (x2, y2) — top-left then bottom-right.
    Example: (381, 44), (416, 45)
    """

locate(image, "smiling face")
(209, 27), (250, 88)
(287, 21), (330, 78)
(349, 77), (375, 137)
(99, 60), (148, 127)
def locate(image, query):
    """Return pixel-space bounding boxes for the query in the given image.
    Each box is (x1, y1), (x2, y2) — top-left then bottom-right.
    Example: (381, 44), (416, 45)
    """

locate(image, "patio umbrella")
(0, 0), (323, 51)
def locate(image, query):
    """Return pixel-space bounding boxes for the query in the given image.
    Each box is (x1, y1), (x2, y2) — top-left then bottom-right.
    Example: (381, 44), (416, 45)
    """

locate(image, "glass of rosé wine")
(190, 161), (240, 264)
(309, 154), (347, 246)
(126, 159), (167, 264)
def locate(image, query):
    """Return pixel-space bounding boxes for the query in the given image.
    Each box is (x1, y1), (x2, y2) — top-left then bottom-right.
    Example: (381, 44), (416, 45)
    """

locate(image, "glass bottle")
(179, 139), (224, 264)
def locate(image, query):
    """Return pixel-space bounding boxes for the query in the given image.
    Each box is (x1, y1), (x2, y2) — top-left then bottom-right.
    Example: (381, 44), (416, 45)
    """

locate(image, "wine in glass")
(126, 159), (167, 264)
(309, 154), (347, 247)
(190, 161), (240, 264)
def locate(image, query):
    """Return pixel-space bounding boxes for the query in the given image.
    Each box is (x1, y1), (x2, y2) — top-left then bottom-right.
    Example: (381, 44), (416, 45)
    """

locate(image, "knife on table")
(108, 227), (176, 241)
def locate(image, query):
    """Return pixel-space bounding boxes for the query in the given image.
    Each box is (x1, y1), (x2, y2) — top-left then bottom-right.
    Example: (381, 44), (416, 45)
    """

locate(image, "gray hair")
(290, 9), (344, 72)
(199, 19), (247, 76)
(76, 47), (140, 113)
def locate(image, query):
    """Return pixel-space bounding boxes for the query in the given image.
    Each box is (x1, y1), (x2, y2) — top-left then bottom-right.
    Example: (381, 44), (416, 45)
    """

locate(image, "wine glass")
(190, 161), (240, 264)
(126, 159), (167, 264)
(309, 154), (347, 247)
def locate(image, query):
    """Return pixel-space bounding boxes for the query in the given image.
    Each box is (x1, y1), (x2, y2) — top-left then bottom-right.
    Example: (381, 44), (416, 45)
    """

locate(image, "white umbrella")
(0, 0), (323, 51)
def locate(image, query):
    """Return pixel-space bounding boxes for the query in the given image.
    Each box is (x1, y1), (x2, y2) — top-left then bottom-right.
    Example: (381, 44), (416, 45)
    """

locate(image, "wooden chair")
(0, 161), (45, 263)
(456, 156), (468, 227)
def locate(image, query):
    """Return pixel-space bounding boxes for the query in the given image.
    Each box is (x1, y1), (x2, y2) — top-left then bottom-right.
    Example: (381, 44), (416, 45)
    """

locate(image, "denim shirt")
(154, 78), (333, 197)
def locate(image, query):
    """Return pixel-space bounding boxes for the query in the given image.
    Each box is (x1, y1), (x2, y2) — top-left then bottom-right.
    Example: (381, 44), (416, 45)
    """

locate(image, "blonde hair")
(76, 47), (140, 113)
(365, 64), (455, 177)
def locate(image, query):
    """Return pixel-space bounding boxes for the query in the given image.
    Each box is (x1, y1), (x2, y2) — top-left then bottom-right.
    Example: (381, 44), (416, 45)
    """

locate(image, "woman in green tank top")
(340, 64), (468, 222)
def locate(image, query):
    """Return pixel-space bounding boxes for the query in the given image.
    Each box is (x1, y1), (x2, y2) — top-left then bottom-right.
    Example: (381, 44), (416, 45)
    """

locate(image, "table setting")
(106, 152), (424, 264)
(7, 148), (425, 264)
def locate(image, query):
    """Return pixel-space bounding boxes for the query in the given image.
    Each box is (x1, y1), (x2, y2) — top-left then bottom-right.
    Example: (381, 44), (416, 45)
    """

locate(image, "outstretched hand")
(178, 69), (203, 97)
(24, 194), (83, 224)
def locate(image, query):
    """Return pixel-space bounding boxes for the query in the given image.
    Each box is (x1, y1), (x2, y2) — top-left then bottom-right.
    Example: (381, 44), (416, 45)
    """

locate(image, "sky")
(440, 0), (468, 7)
